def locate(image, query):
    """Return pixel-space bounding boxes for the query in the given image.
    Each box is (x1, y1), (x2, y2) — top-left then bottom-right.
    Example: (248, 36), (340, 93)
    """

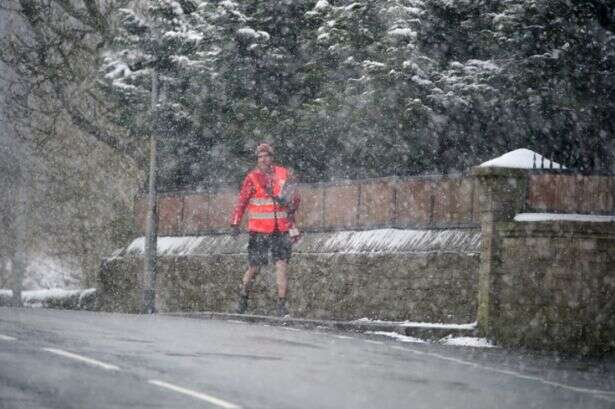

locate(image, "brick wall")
(135, 175), (480, 235)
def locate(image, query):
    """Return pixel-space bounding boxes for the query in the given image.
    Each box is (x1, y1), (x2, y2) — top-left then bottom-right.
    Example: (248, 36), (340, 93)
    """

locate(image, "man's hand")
(288, 227), (301, 244)
(231, 225), (241, 238)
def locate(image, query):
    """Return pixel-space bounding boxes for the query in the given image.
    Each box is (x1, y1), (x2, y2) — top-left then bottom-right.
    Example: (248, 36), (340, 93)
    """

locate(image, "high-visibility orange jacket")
(230, 165), (300, 233)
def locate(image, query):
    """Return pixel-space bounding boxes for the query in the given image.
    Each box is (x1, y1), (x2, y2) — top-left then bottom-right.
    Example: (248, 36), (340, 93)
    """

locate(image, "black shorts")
(248, 232), (292, 266)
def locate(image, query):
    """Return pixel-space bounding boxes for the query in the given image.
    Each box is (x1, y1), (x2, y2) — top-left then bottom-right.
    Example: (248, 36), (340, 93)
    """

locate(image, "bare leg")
(241, 265), (260, 295)
(275, 259), (288, 299)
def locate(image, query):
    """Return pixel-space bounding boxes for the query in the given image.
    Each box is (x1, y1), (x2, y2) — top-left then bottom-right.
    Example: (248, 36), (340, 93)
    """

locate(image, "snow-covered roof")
(479, 148), (565, 169)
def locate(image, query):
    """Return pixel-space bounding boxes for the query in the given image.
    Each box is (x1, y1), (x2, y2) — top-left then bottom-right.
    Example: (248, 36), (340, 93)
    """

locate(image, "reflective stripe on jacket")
(247, 166), (290, 233)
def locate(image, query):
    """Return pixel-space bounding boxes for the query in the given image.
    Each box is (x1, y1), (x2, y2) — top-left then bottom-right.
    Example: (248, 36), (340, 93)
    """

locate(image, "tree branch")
(54, 82), (145, 167)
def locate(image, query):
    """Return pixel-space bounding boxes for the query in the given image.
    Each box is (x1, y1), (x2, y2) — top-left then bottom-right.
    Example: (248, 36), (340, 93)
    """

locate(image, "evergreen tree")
(100, 0), (615, 189)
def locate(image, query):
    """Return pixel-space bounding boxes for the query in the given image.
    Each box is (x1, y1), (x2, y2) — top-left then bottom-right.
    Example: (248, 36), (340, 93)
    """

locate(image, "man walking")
(230, 143), (300, 317)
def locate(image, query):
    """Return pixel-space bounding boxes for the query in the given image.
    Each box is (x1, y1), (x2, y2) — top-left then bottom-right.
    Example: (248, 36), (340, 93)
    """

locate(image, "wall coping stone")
(497, 220), (615, 237)
(471, 167), (530, 178)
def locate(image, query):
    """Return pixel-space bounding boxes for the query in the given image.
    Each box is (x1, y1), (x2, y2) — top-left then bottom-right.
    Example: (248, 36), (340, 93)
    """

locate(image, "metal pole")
(142, 68), (159, 314)
(11, 168), (26, 307)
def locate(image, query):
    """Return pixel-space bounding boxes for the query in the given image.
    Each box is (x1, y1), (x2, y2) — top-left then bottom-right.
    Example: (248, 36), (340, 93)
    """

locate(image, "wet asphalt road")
(0, 307), (614, 409)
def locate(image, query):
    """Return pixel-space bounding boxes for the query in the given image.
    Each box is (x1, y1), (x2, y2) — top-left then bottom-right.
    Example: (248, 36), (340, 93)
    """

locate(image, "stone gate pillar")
(472, 167), (529, 338)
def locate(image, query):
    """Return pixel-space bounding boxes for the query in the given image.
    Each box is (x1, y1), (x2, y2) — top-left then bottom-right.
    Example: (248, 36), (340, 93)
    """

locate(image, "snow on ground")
(22, 289), (83, 307)
(479, 148), (565, 169)
(365, 331), (426, 343)
(0, 288), (96, 308)
(364, 330), (496, 348)
(439, 335), (496, 348)
(360, 320), (494, 348)
(0, 289), (12, 304)
(400, 321), (477, 329)
(353, 317), (477, 330)
(515, 213), (615, 223)
(23, 255), (81, 290)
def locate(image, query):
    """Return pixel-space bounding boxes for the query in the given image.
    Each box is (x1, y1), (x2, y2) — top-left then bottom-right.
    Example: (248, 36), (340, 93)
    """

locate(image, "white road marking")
(0, 334), (16, 341)
(43, 348), (120, 371)
(334, 335), (353, 340)
(393, 346), (615, 402)
(364, 340), (383, 345)
(149, 380), (241, 409)
(281, 327), (300, 332)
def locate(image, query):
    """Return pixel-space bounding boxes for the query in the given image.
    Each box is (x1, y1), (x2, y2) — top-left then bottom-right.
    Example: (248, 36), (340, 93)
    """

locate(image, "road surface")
(0, 307), (614, 409)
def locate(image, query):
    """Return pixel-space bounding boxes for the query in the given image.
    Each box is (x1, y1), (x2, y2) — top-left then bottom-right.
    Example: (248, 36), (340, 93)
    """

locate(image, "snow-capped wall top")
(515, 213), (615, 223)
(119, 228), (481, 259)
(479, 148), (565, 169)
(126, 236), (209, 257)
(315, 229), (480, 254)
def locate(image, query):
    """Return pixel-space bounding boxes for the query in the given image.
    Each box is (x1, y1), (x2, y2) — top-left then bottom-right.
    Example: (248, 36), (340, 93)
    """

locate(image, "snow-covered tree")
(486, 0), (615, 171)
(99, 0), (615, 185)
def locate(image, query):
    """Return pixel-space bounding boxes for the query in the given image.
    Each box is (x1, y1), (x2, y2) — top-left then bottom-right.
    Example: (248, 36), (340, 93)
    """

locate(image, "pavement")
(164, 311), (480, 340)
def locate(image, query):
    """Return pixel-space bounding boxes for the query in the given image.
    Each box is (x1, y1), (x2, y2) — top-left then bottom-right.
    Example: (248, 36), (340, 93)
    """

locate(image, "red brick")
(575, 176), (592, 213)
(296, 185), (324, 230)
(158, 195), (184, 236)
(182, 194), (210, 234)
(209, 189), (239, 231)
(556, 175), (578, 212)
(584, 176), (614, 213)
(324, 184), (359, 229)
(134, 196), (147, 235)
(432, 178), (473, 224)
(396, 179), (432, 226)
(359, 181), (394, 228)
(528, 174), (557, 211)
(529, 174), (615, 213)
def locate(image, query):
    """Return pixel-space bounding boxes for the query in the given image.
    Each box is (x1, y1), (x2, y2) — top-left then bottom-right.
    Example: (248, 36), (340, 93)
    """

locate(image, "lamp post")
(11, 167), (26, 307)
(142, 68), (159, 314)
